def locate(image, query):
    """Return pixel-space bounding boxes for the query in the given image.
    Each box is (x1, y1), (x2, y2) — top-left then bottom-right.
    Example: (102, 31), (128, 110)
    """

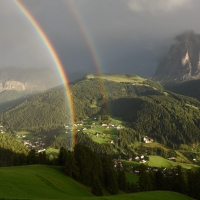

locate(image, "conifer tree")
(91, 176), (103, 196)
(64, 152), (79, 179)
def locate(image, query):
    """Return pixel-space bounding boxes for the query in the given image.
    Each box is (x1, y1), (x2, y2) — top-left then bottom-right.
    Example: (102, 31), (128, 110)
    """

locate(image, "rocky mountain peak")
(153, 31), (200, 83)
(0, 67), (61, 93)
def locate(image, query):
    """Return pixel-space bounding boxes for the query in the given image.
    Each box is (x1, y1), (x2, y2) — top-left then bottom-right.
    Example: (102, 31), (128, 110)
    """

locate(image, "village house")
(135, 156), (140, 161)
(38, 149), (45, 153)
(95, 132), (99, 137)
(113, 160), (123, 170)
(168, 157), (176, 162)
(143, 136), (153, 143)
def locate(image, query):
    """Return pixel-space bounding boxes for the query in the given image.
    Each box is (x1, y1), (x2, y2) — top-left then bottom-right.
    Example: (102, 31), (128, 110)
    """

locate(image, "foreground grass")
(74, 191), (193, 200)
(0, 165), (193, 200)
(0, 165), (92, 199)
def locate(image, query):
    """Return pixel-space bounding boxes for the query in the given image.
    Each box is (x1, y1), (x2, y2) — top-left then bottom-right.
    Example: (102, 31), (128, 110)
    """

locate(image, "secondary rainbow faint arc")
(67, 0), (109, 114)
(13, 0), (76, 148)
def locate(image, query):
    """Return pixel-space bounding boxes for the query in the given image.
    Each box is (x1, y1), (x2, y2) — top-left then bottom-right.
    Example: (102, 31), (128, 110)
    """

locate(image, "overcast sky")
(0, 0), (200, 78)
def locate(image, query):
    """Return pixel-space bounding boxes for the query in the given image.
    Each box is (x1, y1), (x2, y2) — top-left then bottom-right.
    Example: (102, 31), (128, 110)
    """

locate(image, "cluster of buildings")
(0, 125), (4, 133)
(131, 155), (149, 163)
(131, 165), (182, 177)
(113, 159), (124, 170)
(23, 137), (46, 153)
(101, 123), (123, 130)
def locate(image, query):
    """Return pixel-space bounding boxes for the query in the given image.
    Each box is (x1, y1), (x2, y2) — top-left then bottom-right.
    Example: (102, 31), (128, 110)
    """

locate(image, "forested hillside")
(0, 90), (30, 104)
(0, 134), (28, 166)
(110, 93), (200, 148)
(1, 74), (200, 150)
(1, 76), (163, 129)
(1, 87), (71, 129)
(165, 79), (200, 100)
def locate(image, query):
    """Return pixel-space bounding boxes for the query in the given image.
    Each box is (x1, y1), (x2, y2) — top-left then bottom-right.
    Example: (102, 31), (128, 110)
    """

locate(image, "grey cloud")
(128, 0), (193, 13)
(0, 0), (200, 78)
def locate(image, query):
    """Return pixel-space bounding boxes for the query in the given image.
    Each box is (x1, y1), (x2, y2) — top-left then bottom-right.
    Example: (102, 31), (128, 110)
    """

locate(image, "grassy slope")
(86, 73), (146, 83)
(147, 156), (199, 169)
(87, 191), (193, 200)
(0, 165), (92, 199)
(0, 165), (193, 200)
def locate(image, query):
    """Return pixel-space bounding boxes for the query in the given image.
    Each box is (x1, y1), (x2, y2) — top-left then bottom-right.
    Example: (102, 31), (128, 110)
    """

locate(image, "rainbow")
(66, 0), (109, 114)
(13, 0), (76, 148)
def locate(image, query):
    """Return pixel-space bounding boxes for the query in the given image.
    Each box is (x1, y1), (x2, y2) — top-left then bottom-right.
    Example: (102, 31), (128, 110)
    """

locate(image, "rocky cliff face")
(0, 67), (61, 92)
(0, 81), (25, 91)
(153, 31), (200, 83)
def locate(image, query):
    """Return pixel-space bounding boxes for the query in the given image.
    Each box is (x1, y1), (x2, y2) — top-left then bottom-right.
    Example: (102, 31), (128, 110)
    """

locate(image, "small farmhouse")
(143, 136), (153, 143)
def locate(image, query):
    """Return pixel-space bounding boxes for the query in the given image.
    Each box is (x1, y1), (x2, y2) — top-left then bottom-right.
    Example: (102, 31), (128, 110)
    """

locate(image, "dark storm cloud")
(1, 0), (200, 77)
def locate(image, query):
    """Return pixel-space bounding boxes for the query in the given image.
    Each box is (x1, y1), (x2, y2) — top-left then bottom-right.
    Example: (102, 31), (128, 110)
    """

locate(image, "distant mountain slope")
(164, 79), (200, 100)
(110, 92), (200, 148)
(153, 31), (200, 83)
(1, 74), (163, 129)
(2, 87), (71, 129)
(0, 90), (27, 102)
(2, 74), (200, 148)
(0, 67), (61, 93)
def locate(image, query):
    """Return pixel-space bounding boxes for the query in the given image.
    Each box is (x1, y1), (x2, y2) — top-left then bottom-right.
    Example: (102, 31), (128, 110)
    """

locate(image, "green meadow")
(82, 117), (123, 144)
(147, 156), (199, 169)
(86, 73), (146, 83)
(84, 128), (117, 144)
(46, 147), (59, 157)
(0, 165), (193, 200)
(122, 156), (199, 170)
(16, 131), (30, 135)
(15, 131), (37, 141)
(0, 165), (92, 199)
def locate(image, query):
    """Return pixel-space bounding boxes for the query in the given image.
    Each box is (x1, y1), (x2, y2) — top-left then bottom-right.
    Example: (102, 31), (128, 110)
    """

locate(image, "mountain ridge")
(153, 31), (200, 83)
(0, 67), (62, 92)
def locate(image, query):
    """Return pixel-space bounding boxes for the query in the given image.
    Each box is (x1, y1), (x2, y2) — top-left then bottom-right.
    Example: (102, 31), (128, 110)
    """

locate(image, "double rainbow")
(13, 0), (110, 148)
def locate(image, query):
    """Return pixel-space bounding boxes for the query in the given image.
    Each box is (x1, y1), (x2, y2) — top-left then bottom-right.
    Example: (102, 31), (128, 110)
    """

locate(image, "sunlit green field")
(0, 165), (91, 199)
(82, 117), (123, 144)
(46, 147), (60, 158)
(15, 131), (38, 141)
(0, 165), (193, 200)
(86, 73), (146, 83)
(147, 156), (199, 169)
(16, 131), (30, 135)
